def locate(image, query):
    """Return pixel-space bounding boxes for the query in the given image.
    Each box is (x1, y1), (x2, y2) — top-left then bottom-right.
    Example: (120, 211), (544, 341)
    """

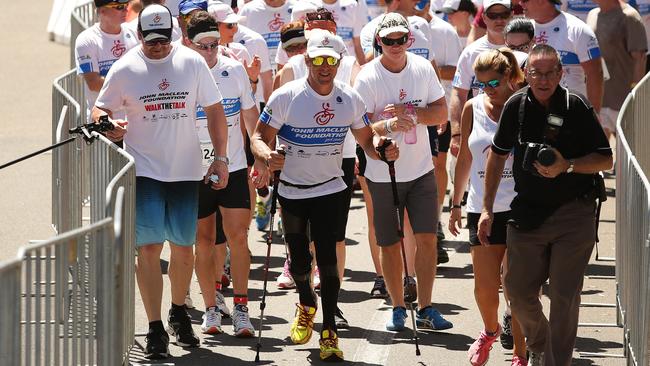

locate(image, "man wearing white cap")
(124, 0), (183, 41)
(91, 4), (229, 359)
(354, 12), (452, 333)
(251, 31), (398, 362)
(449, 0), (516, 156)
(75, 0), (138, 122)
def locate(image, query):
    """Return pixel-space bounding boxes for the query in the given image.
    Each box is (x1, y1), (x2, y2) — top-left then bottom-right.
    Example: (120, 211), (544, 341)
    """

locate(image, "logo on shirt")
(406, 32), (415, 48)
(336, 96), (343, 103)
(158, 78), (170, 91)
(399, 89), (407, 101)
(111, 40), (126, 58)
(153, 14), (161, 23)
(222, 70), (229, 77)
(314, 102), (335, 125)
(535, 31), (549, 44)
(268, 13), (285, 32)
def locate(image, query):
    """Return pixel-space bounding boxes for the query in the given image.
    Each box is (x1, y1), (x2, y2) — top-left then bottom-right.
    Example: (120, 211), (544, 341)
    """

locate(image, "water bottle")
(404, 104), (417, 145)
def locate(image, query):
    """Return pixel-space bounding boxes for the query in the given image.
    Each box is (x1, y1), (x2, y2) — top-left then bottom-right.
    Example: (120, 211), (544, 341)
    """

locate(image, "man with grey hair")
(480, 44), (612, 366)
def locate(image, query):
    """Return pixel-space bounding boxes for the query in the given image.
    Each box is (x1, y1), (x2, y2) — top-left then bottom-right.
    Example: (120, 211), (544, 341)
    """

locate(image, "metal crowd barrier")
(69, 0), (96, 68)
(616, 72), (650, 366)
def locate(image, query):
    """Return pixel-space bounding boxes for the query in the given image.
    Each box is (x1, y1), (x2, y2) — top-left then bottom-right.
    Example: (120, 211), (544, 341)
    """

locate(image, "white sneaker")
(232, 304), (255, 338)
(201, 306), (223, 334)
(277, 259), (296, 289)
(216, 291), (231, 318)
(184, 291), (194, 309)
(313, 266), (321, 289)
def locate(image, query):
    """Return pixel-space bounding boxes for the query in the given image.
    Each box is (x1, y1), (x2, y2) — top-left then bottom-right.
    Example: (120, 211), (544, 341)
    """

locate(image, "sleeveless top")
(466, 94), (516, 213)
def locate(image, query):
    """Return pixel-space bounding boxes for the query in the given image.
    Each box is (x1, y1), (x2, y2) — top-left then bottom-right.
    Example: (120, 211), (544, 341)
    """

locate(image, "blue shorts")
(135, 177), (200, 247)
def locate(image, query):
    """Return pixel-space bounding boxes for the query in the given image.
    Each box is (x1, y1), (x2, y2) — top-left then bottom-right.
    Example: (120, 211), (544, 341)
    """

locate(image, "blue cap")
(178, 0), (207, 15)
(415, 0), (430, 11)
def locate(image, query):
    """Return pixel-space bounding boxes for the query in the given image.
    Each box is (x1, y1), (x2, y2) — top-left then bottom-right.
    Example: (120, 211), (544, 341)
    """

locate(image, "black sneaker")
(144, 329), (169, 359)
(335, 307), (349, 329)
(500, 313), (514, 350)
(403, 276), (417, 303)
(437, 222), (446, 242)
(167, 307), (200, 347)
(437, 242), (449, 264)
(370, 276), (388, 298)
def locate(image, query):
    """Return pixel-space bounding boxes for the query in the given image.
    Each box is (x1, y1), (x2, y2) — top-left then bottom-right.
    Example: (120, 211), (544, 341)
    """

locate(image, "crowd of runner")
(77, 0), (638, 364)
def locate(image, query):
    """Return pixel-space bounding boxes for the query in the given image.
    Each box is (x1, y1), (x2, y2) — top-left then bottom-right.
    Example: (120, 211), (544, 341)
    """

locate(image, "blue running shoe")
(386, 307), (407, 331)
(416, 306), (453, 330)
(255, 188), (272, 231)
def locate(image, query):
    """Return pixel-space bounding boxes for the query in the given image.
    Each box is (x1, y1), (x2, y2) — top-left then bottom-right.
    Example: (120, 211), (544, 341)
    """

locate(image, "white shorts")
(599, 107), (619, 133)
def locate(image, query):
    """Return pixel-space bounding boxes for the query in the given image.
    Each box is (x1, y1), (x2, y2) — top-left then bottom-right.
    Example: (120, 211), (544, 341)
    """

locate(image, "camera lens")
(537, 148), (556, 166)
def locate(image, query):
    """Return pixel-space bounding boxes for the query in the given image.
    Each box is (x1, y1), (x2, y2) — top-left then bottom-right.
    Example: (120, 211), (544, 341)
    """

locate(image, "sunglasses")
(193, 41), (220, 50)
(311, 56), (339, 66)
(484, 11), (511, 20)
(104, 3), (128, 11)
(476, 78), (501, 89)
(506, 42), (531, 52)
(380, 34), (409, 46)
(222, 23), (237, 29)
(144, 38), (171, 46)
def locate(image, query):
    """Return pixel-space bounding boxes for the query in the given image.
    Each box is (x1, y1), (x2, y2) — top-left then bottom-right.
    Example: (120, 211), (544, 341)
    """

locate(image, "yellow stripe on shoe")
(319, 329), (344, 362)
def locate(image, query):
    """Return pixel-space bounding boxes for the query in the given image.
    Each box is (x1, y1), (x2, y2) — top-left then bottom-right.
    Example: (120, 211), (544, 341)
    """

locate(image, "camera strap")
(517, 86), (570, 145)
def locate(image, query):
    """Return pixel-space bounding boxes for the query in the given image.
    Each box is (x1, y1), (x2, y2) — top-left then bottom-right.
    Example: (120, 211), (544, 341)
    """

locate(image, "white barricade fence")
(616, 72), (650, 366)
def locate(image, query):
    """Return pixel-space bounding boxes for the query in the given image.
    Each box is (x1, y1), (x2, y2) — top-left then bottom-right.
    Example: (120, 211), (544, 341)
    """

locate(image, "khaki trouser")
(505, 198), (597, 366)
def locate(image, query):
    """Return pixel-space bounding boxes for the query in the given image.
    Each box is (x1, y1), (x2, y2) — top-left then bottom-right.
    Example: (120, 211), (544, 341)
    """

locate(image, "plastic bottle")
(404, 104), (418, 144)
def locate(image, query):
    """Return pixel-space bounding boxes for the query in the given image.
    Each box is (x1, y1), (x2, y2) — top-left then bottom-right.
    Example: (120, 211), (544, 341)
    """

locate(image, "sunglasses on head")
(144, 38), (171, 46)
(311, 56), (339, 66)
(380, 34), (409, 46)
(104, 3), (128, 10)
(306, 11), (335, 22)
(193, 41), (219, 50)
(476, 79), (501, 89)
(484, 10), (511, 20)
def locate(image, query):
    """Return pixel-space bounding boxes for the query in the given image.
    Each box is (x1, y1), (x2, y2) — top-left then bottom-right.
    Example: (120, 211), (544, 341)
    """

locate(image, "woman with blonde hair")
(449, 48), (528, 366)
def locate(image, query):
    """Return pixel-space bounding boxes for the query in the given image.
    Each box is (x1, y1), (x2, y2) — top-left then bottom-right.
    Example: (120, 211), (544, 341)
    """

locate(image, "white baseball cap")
(306, 30), (345, 59)
(484, 0), (511, 11)
(208, 2), (245, 23)
(291, 0), (322, 21)
(376, 13), (410, 38)
(139, 4), (173, 42)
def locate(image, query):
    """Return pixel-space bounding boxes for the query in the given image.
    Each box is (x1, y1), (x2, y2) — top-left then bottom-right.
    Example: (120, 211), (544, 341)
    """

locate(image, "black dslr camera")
(521, 114), (563, 176)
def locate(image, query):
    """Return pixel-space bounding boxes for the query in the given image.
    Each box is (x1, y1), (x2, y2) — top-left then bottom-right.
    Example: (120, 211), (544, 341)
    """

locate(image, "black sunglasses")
(144, 38), (171, 46)
(484, 11), (511, 20)
(380, 34), (409, 46)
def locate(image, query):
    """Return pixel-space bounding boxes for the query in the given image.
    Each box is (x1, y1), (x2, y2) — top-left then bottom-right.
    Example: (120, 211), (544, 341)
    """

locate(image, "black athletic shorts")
(198, 168), (251, 218)
(466, 211), (510, 246)
(438, 121), (451, 153)
(428, 126), (439, 157)
(356, 144), (367, 177)
(336, 158), (356, 242)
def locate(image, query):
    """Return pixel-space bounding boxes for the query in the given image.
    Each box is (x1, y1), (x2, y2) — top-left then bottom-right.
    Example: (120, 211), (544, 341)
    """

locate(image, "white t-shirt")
(260, 79), (370, 199)
(75, 23), (139, 121)
(95, 44), (223, 182)
(362, 0), (386, 21)
(234, 24), (274, 103)
(287, 54), (358, 158)
(197, 56), (256, 174)
(360, 14), (435, 61)
(221, 42), (252, 65)
(466, 94), (514, 213)
(561, 0), (598, 22)
(238, 0), (295, 70)
(321, 0), (366, 60)
(354, 52), (445, 183)
(532, 11), (601, 96)
(429, 15), (463, 116)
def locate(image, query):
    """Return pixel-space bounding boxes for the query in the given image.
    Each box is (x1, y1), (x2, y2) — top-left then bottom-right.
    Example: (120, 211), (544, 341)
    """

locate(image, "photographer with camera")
(479, 44), (613, 366)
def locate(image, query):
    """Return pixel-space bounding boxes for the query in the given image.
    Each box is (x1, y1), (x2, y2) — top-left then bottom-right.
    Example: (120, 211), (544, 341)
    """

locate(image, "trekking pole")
(0, 116), (114, 170)
(377, 138), (421, 356)
(255, 147), (285, 363)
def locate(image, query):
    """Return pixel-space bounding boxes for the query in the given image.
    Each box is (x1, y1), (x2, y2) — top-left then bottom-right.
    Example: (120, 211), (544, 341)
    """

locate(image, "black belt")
(279, 177), (338, 189)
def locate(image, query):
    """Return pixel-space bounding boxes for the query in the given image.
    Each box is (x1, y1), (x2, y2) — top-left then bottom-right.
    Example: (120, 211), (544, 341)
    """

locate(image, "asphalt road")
(0, 2), (625, 366)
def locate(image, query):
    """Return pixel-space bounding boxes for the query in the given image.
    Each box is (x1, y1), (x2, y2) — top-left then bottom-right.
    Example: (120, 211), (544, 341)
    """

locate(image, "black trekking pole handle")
(0, 116), (115, 171)
(376, 138), (400, 207)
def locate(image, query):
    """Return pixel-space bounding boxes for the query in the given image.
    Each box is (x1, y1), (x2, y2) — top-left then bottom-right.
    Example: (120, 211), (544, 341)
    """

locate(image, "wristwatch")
(214, 156), (230, 165)
(566, 159), (575, 173)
